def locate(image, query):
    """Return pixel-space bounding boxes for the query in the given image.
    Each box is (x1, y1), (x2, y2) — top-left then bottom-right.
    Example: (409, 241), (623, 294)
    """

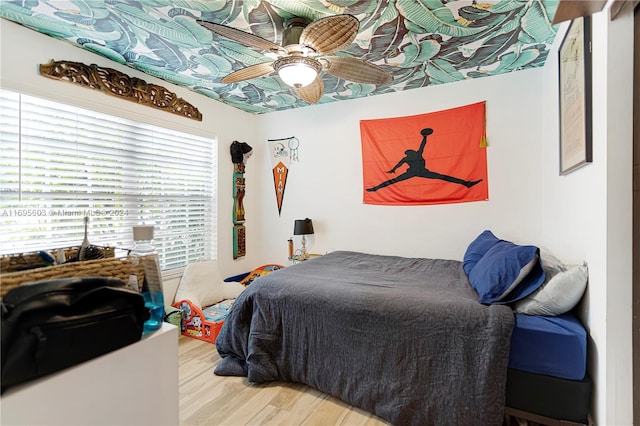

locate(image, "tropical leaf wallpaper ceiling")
(0, 0), (559, 114)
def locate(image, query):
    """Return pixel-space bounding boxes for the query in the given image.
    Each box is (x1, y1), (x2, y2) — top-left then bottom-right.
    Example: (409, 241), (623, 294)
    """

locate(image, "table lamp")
(293, 218), (314, 259)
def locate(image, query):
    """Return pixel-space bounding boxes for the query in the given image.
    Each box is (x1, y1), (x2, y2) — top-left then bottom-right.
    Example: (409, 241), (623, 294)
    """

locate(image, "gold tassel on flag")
(480, 101), (488, 148)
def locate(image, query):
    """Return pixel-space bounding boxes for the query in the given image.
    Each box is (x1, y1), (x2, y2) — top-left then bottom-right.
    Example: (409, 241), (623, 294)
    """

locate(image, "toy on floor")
(173, 262), (283, 344)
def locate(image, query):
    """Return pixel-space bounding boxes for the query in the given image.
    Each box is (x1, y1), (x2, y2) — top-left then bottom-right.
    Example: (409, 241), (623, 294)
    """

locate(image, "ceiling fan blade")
(299, 14), (359, 55)
(323, 56), (392, 85)
(293, 76), (324, 104)
(221, 62), (275, 84)
(197, 20), (285, 54)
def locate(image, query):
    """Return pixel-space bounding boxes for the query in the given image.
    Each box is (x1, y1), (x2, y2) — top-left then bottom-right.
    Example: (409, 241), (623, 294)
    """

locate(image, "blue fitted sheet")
(508, 312), (586, 380)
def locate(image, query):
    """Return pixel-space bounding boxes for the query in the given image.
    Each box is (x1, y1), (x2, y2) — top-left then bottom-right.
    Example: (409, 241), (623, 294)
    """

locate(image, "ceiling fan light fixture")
(274, 56), (322, 88)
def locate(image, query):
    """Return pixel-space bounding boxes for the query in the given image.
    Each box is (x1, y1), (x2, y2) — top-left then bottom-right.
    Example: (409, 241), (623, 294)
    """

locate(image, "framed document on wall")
(558, 15), (592, 175)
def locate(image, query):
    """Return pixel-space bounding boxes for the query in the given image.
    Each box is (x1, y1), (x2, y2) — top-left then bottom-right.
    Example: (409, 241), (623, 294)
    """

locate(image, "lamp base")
(300, 235), (308, 259)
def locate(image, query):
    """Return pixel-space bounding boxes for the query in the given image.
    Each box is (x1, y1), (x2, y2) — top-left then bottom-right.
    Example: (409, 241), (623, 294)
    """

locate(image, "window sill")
(162, 267), (184, 282)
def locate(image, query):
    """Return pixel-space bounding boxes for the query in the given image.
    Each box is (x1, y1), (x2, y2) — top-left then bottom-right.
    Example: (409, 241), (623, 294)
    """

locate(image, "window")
(0, 89), (217, 270)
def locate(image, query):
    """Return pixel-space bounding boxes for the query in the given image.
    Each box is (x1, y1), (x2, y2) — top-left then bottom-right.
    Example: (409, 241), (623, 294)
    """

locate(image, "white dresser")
(1, 322), (179, 425)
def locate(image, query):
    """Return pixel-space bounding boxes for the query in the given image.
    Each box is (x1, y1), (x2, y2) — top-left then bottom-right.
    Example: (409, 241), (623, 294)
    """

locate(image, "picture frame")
(558, 15), (592, 175)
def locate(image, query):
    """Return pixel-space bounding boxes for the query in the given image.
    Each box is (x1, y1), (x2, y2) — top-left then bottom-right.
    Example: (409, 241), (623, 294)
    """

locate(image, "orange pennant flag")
(361, 102), (488, 206)
(272, 161), (288, 215)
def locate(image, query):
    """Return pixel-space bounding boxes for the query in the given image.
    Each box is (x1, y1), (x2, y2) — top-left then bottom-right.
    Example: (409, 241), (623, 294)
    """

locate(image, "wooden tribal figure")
(230, 141), (253, 259)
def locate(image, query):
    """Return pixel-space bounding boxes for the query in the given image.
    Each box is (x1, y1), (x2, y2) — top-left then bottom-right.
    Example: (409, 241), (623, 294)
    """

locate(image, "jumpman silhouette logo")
(366, 128), (482, 192)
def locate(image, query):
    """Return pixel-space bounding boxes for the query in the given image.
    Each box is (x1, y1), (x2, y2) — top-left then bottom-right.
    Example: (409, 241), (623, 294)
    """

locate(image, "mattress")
(508, 312), (586, 380)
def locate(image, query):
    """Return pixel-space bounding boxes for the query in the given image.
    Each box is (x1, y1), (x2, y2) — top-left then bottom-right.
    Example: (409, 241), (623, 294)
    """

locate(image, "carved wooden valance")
(39, 60), (202, 121)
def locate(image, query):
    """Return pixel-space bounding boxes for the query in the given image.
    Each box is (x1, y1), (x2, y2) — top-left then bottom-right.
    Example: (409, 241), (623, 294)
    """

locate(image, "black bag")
(1, 276), (149, 392)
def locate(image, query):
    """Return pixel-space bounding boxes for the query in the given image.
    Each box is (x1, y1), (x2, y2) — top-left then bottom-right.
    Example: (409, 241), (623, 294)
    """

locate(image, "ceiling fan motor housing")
(282, 17), (311, 50)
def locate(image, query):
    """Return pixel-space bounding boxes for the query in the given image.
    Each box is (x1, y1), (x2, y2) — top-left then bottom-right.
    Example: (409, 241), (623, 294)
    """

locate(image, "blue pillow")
(463, 230), (500, 275)
(468, 240), (546, 304)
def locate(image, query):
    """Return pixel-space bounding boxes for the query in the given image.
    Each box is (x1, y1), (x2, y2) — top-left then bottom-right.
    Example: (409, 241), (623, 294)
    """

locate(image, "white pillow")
(174, 261), (224, 308)
(513, 262), (588, 316)
(223, 281), (246, 299)
(539, 249), (566, 276)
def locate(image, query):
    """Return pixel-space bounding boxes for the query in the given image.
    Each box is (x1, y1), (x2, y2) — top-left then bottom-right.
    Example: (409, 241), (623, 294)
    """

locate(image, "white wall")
(539, 6), (635, 425)
(253, 69), (545, 263)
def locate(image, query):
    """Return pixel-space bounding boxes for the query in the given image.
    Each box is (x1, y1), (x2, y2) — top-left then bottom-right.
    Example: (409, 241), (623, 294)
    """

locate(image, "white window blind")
(0, 89), (217, 270)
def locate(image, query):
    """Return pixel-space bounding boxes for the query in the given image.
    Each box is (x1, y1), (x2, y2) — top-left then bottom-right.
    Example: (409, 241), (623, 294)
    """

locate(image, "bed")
(504, 313), (591, 425)
(214, 233), (591, 426)
(215, 250), (513, 425)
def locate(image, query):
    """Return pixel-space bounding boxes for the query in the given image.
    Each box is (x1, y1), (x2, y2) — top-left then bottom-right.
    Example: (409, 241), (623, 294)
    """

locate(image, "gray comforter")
(214, 251), (514, 425)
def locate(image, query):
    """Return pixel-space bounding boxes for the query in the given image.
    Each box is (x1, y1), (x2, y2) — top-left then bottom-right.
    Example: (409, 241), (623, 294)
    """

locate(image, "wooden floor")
(178, 335), (389, 426)
(178, 336), (559, 426)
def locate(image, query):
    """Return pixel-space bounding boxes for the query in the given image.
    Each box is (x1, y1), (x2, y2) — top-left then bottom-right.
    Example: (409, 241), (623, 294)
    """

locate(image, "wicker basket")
(1, 246), (116, 273)
(1, 256), (145, 299)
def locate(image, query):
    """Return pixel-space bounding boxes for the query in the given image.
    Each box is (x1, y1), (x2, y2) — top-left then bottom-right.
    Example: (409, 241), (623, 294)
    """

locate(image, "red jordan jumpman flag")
(361, 102), (488, 206)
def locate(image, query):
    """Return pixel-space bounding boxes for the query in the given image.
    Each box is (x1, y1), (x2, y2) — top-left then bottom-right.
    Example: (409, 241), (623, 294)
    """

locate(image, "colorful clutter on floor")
(174, 264), (284, 344)
(174, 299), (234, 344)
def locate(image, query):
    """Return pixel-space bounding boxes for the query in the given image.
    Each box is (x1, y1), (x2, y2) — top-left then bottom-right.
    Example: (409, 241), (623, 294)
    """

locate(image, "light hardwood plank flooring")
(178, 335), (389, 426)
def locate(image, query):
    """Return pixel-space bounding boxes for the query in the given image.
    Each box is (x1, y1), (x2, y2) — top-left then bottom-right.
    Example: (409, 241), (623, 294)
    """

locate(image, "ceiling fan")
(197, 14), (393, 104)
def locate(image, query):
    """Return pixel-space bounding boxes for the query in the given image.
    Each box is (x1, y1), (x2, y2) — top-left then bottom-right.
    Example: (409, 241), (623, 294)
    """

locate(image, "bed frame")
(504, 367), (592, 426)
(504, 408), (588, 426)
(173, 298), (227, 344)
